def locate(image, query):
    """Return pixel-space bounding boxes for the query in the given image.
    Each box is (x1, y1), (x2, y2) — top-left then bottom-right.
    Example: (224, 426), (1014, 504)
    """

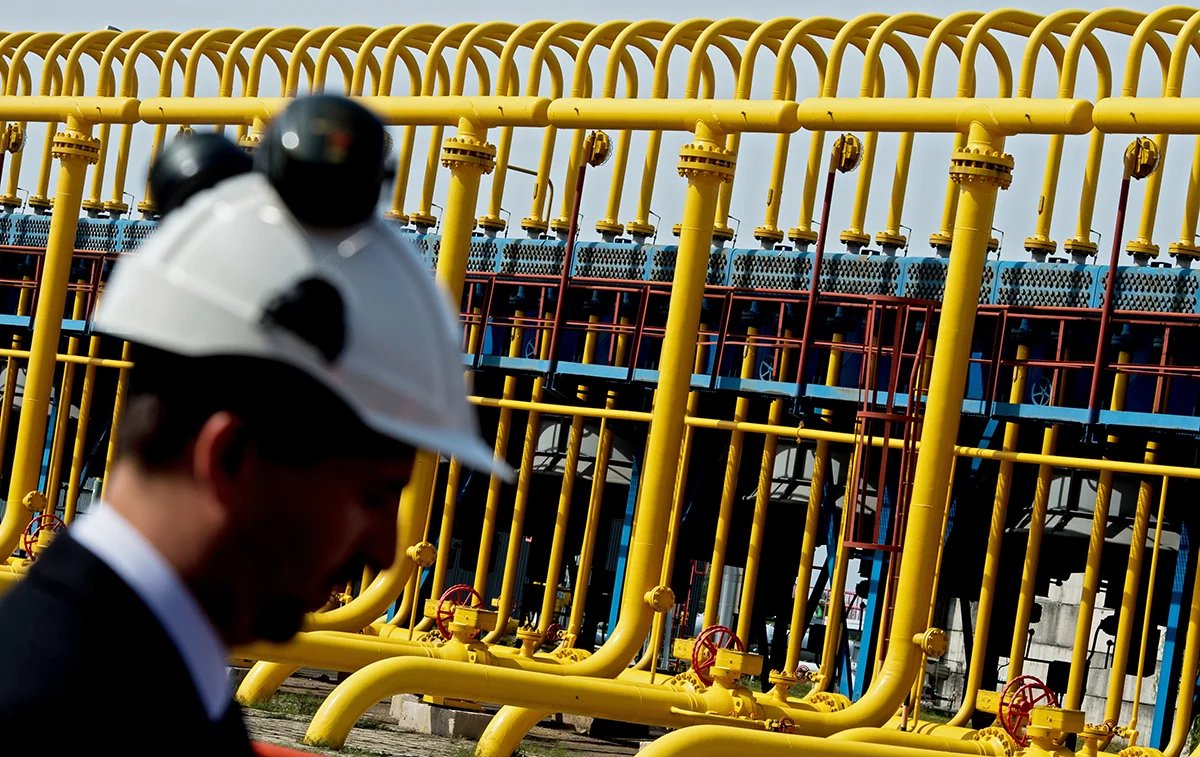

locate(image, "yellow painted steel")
(11, 18), (1200, 757)
(946, 342), (1030, 726)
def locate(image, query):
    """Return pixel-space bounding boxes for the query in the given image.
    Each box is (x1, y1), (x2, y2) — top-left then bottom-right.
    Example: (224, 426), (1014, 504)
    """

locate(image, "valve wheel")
(691, 625), (745, 685)
(998, 674), (1058, 747)
(22, 513), (65, 556)
(435, 583), (484, 640)
(544, 622), (564, 645)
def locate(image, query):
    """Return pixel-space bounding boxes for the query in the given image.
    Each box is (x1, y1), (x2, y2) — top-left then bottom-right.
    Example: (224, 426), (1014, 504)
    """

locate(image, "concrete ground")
(239, 669), (652, 756)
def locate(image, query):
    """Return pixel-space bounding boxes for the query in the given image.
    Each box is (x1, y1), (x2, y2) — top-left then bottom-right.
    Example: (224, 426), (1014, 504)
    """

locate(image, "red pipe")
(1086, 174), (1133, 427)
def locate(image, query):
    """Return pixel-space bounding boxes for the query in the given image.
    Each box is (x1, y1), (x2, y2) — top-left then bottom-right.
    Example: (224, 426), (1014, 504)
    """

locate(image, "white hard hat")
(94, 171), (512, 481)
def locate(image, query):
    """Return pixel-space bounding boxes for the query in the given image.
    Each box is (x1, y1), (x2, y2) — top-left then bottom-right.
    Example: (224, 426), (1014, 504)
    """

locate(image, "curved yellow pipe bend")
(640, 725), (1005, 757)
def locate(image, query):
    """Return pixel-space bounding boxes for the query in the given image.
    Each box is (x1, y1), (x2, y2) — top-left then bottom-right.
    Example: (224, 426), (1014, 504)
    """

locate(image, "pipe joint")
(644, 585), (675, 612)
(677, 142), (735, 184)
(405, 541), (436, 568)
(21, 491), (47, 513)
(51, 130), (101, 165)
(913, 628), (948, 659)
(949, 146), (1013, 189)
(440, 135), (496, 174)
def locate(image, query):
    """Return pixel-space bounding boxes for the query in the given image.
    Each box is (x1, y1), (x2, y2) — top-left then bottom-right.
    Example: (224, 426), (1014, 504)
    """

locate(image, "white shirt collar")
(71, 503), (232, 721)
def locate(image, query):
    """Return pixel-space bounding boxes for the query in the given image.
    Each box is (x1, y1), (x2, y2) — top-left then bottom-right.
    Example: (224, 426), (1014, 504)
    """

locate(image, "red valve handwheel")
(544, 622), (564, 644)
(435, 583), (485, 640)
(998, 674), (1058, 747)
(22, 513), (65, 556)
(691, 624), (745, 685)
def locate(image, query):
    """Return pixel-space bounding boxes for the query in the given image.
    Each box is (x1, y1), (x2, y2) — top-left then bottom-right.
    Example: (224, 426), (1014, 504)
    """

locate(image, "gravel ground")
(239, 669), (649, 757)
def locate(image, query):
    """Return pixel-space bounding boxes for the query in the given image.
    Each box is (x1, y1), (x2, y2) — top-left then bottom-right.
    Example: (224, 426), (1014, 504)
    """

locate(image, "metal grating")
(573, 244), (647, 280)
(904, 259), (949, 301)
(1105, 269), (1200, 313)
(74, 218), (116, 252)
(466, 239), (497, 272)
(822, 255), (899, 296)
(997, 265), (1092, 308)
(501, 241), (564, 276)
(12, 215), (51, 249)
(120, 220), (158, 252)
(731, 252), (811, 290)
(649, 247), (726, 284)
(978, 264), (996, 304)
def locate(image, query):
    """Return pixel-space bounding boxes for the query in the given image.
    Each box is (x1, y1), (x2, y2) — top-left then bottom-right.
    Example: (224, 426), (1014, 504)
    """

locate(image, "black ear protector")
(148, 132), (253, 218)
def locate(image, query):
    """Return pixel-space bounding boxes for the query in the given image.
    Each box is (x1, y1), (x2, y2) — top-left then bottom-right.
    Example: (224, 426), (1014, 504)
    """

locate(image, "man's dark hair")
(116, 342), (412, 471)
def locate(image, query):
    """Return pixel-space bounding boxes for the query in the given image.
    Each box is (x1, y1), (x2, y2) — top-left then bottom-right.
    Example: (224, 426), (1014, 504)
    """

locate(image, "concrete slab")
(391, 694), (493, 740)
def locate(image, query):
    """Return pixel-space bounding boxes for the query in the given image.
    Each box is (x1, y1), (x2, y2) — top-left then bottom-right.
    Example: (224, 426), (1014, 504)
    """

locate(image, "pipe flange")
(949, 146), (1014, 189)
(625, 219), (656, 238)
(644, 585), (676, 612)
(237, 133), (262, 153)
(788, 227), (818, 245)
(21, 491), (47, 513)
(712, 224), (735, 241)
(595, 219), (624, 236)
(678, 142), (736, 183)
(973, 726), (1018, 757)
(1168, 241), (1200, 259)
(1118, 747), (1165, 757)
(520, 216), (550, 233)
(1062, 237), (1097, 256)
(51, 130), (101, 164)
(805, 691), (850, 712)
(441, 135), (497, 174)
(875, 231), (907, 248)
(1125, 238), (1160, 258)
(1024, 235), (1057, 254)
(1123, 136), (1159, 179)
(754, 225), (785, 243)
(477, 214), (507, 232)
(839, 229), (871, 247)
(914, 628), (948, 658)
(405, 541), (436, 567)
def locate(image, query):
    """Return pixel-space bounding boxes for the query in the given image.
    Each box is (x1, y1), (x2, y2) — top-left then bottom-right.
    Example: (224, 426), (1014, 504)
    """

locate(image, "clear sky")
(5, 2), (1199, 264)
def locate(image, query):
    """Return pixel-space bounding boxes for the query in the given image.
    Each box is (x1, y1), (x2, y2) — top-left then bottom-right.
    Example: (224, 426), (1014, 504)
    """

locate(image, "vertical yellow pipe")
(1007, 425), (1059, 677)
(1128, 477), (1169, 736)
(94, 340), (131, 504)
(1163, 521), (1200, 757)
(565, 315), (631, 642)
(1, 115), (96, 559)
(1171, 136), (1200, 251)
(911, 455), (959, 728)
(62, 335), (100, 523)
(484, 318), (552, 643)
(1065, 350), (1132, 711)
(473, 312), (525, 597)
(947, 342), (1030, 725)
(43, 284), (86, 510)
(704, 326), (760, 628)
(814, 437), (859, 692)
(536, 317), (601, 638)
(783, 333), (843, 676)
(0, 280), (34, 462)
(1103, 441), (1158, 722)
(638, 318), (710, 670)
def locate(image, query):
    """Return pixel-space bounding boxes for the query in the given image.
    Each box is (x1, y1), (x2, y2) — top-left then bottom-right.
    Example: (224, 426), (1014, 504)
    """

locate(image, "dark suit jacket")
(0, 532), (255, 755)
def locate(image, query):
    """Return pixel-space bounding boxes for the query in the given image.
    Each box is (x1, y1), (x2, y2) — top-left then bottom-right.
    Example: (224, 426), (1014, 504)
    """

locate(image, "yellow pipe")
(93, 342), (130, 505)
(1065, 350), (1132, 711)
(1163, 517), (1200, 757)
(1, 114), (96, 560)
(473, 312), (525, 597)
(911, 453), (956, 728)
(566, 315), (631, 642)
(536, 316), (601, 638)
(946, 342), (1030, 726)
(1103, 441), (1158, 723)
(0, 280), (33, 469)
(829, 728), (1001, 755)
(1006, 426), (1058, 677)
(705, 326), (760, 628)
(637, 724), (1002, 757)
(475, 119), (733, 756)
(1128, 477), (1170, 736)
(781, 335), (841, 680)
(483, 316), (553, 643)
(813, 432), (860, 693)
(736, 330), (796, 647)
(638, 320), (709, 672)
(42, 284), (86, 513)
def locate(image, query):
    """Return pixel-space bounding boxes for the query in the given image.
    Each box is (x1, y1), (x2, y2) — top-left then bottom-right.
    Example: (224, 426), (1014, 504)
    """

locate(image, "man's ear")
(192, 412), (251, 498)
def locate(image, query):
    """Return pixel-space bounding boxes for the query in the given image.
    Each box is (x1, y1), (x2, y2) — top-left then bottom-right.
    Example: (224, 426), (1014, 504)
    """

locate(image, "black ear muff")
(260, 277), (347, 363)
(255, 94), (388, 227)
(148, 132), (253, 218)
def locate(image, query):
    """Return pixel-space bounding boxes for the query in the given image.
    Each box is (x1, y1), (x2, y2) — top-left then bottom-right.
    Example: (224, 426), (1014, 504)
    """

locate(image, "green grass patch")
(246, 692), (324, 717)
(516, 743), (576, 757)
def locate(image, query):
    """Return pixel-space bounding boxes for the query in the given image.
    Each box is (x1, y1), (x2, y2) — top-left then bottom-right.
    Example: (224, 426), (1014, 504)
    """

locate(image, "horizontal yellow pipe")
(0, 95), (140, 123)
(547, 97), (800, 133)
(0, 347), (132, 370)
(639, 725), (993, 757)
(830, 728), (999, 755)
(139, 95), (552, 126)
(797, 96), (1093, 135)
(1093, 97), (1200, 133)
